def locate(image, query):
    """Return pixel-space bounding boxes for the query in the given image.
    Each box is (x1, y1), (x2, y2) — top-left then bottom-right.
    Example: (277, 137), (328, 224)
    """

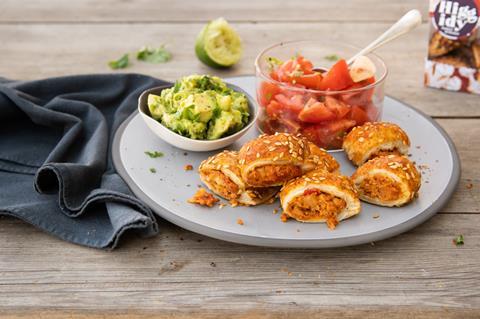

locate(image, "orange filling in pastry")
(360, 175), (401, 202)
(203, 170), (239, 200)
(371, 148), (402, 159)
(249, 164), (302, 186)
(287, 189), (346, 229)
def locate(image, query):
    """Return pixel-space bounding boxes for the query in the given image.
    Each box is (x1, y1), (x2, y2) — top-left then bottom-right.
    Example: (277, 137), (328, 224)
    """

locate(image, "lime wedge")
(195, 18), (243, 68)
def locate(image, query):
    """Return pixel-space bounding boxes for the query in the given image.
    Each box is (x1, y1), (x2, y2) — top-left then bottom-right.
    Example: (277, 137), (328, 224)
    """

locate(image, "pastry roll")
(239, 133), (309, 187)
(279, 169), (361, 229)
(351, 155), (421, 207)
(302, 142), (340, 173)
(343, 122), (410, 166)
(199, 150), (278, 206)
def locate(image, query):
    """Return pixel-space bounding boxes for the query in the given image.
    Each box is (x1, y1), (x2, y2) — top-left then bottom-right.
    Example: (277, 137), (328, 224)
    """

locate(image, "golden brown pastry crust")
(279, 169), (361, 228)
(302, 142), (340, 173)
(239, 133), (309, 187)
(351, 155), (421, 207)
(199, 150), (278, 206)
(343, 122), (410, 166)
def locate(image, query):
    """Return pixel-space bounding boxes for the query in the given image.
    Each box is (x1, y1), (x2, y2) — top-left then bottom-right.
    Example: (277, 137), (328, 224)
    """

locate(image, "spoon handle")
(347, 9), (422, 65)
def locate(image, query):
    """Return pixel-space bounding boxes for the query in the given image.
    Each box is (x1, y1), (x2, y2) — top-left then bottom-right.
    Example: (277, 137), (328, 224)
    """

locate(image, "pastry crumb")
(273, 208), (278, 214)
(280, 213), (288, 222)
(466, 183), (473, 189)
(187, 188), (219, 207)
(373, 214), (380, 219)
(237, 218), (244, 225)
(218, 203), (226, 209)
(184, 164), (193, 171)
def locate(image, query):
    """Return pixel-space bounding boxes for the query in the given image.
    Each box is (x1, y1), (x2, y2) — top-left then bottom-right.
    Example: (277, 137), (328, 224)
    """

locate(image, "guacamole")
(147, 75), (250, 140)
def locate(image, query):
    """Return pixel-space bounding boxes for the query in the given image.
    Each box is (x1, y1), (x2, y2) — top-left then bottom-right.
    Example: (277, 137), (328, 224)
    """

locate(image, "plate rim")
(112, 75), (461, 248)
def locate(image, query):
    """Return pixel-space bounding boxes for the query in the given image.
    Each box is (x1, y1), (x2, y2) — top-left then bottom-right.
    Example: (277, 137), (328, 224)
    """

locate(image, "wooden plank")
(1, 308), (480, 319)
(436, 119), (479, 213)
(0, 0), (429, 23)
(0, 22), (478, 117)
(0, 213), (479, 312)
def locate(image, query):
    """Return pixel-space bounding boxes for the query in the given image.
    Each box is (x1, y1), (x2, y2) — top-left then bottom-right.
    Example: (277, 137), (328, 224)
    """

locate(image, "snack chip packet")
(425, 0), (480, 94)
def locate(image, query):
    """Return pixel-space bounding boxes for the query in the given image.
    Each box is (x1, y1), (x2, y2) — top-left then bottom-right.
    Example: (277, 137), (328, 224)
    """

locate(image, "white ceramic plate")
(112, 76), (460, 248)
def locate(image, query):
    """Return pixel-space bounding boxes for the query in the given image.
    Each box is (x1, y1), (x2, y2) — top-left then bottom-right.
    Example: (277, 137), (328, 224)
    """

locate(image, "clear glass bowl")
(254, 40), (387, 150)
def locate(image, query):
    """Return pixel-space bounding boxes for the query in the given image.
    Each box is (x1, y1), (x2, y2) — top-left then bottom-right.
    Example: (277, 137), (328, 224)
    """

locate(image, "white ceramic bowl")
(138, 83), (259, 152)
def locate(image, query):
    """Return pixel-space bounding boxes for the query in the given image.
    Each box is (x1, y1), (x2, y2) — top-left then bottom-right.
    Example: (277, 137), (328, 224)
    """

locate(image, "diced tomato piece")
(271, 55), (318, 85)
(275, 59), (296, 82)
(324, 96), (351, 118)
(302, 120), (354, 149)
(298, 99), (336, 123)
(301, 124), (338, 149)
(265, 100), (283, 118)
(258, 81), (282, 107)
(350, 105), (369, 126)
(325, 119), (357, 134)
(269, 71), (279, 81)
(297, 55), (314, 74)
(318, 59), (354, 91)
(273, 93), (304, 114)
(340, 77), (376, 105)
(294, 73), (323, 90)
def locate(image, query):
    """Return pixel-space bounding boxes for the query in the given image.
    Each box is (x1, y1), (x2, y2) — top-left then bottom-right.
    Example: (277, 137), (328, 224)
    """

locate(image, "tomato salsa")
(257, 54), (381, 149)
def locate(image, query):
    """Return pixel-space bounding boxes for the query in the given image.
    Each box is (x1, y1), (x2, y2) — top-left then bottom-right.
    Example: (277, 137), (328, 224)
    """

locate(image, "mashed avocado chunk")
(148, 75), (249, 140)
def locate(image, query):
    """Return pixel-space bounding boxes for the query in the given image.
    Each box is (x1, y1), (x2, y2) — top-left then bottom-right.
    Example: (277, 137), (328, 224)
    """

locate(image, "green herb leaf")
(453, 234), (464, 246)
(145, 151), (164, 158)
(324, 54), (340, 62)
(149, 167), (157, 173)
(137, 45), (172, 63)
(266, 56), (283, 70)
(108, 54), (130, 69)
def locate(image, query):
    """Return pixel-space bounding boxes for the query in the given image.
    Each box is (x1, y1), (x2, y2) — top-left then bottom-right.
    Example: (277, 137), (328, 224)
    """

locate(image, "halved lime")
(195, 18), (243, 68)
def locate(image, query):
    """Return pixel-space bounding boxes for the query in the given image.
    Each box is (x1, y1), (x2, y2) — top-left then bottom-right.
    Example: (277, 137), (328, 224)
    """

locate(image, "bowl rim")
(254, 39), (388, 95)
(137, 82), (259, 144)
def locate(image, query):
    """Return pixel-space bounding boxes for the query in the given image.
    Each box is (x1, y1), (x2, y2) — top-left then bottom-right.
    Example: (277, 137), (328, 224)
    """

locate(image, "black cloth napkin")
(0, 73), (170, 249)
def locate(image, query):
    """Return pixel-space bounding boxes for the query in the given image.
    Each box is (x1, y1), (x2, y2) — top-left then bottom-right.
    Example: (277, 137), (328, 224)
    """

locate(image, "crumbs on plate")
(236, 218), (244, 225)
(184, 164), (193, 171)
(188, 188), (219, 207)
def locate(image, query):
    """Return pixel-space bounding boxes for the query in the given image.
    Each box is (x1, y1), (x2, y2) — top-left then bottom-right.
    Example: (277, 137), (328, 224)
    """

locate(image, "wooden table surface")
(1, 1), (479, 318)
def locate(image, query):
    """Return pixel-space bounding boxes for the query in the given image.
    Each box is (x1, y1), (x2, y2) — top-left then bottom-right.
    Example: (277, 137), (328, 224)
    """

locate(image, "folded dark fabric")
(0, 73), (170, 249)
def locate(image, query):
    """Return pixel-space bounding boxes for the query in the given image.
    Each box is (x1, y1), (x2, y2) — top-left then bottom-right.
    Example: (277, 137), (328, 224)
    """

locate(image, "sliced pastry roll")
(343, 122), (410, 166)
(199, 150), (278, 206)
(302, 142), (340, 173)
(279, 169), (361, 229)
(239, 133), (309, 187)
(351, 155), (421, 207)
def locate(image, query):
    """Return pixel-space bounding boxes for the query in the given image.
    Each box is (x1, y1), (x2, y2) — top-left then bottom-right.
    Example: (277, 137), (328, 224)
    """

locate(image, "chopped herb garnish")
(453, 234), (464, 246)
(266, 56), (283, 70)
(136, 45), (172, 63)
(144, 150), (164, 158)
(108, 53), (130, 69)
(324, 54), (340, 62)
(149, 167), (157, 173)
(264, 92), (272, 102)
